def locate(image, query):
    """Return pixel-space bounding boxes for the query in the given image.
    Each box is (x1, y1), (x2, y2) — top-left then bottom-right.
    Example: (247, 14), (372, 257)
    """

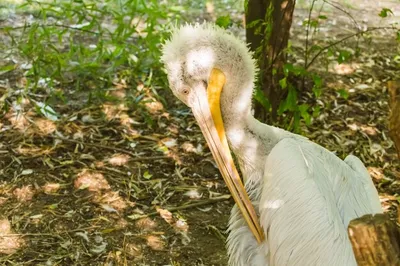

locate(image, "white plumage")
(162, 23), (382, 266)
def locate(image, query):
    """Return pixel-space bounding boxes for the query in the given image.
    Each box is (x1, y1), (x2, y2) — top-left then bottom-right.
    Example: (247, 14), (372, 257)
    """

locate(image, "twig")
(0, 24), (100, 35)
(304, 0), (317, 71)
(128, 196), (231, 220)
(305, 26), (397, 69)
(50, 135), (170, 161)
(3, 225), (101, 237)
(323, 0), (360, 30)
(303, 0), (318, 90)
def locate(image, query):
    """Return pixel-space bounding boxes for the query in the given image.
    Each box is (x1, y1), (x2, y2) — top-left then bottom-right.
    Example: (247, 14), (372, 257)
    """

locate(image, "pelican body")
(161, 23), (382, 266)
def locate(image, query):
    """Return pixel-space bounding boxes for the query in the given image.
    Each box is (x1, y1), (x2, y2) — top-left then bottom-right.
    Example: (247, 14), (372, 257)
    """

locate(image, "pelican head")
(161, 23), (264, 243)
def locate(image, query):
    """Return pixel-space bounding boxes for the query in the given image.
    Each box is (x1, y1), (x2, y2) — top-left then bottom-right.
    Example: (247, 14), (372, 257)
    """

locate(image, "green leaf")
(283, 64), (305, 76)
(216, 16), (231, 29)
(312, 75), (322, 88)
(312, 106), (321, 117)
(299, 104), (311, 125)
(293, 111), (301, 133)
(394, 55), (400, 64)
(318, 15), (328, 20)
(143, 171), (153, 180)
(311, 75), (323, 98)
(312, 86), (322, 98)
(0, 64), (16, 75)
(284, 86), (297, 112)
(338, 89), (349, 99)
(338, 50), (352, 64)
(379, 8), (393, 18)
(327, 48), (334, 57)
(254, 87), (270, 112)
(246, 19), (262, 29)
(279, 77), (287, 89)
(48, 203), (58, 210)
(170, 6), (184, 12)
(310, 20), (319, 28)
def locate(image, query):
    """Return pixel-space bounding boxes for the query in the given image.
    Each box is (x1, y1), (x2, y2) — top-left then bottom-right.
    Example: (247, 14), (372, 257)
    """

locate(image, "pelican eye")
(182, 88), (190, 95)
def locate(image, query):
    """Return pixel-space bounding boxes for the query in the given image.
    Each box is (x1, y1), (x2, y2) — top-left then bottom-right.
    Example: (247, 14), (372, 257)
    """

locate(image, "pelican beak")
(191, 68), (264, 244)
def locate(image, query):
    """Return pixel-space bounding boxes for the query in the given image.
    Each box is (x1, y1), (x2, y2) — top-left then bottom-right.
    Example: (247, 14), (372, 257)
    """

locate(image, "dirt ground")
(0, 1), (399, 266)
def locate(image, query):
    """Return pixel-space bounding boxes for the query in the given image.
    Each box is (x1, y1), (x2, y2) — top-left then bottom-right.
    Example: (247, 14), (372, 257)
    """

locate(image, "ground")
(0, 1), (399, 265)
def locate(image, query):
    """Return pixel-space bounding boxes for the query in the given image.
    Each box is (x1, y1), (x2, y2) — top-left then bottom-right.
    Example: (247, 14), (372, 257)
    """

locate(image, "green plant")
(243, 0), (399, 132)
(0, 0), (182, 115)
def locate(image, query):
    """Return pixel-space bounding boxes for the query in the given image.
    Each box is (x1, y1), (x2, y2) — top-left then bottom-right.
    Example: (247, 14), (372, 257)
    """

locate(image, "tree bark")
(348, 214), (400, 266)
(245, 0), (296, 121)
(388, 80), (400, 160)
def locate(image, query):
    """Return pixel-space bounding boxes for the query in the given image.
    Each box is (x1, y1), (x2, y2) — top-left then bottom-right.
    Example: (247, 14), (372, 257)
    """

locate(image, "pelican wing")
(258, 138), (381, 266)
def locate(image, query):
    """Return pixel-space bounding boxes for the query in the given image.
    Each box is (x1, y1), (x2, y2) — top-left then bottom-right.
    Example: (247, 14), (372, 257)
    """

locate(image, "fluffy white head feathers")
(161, 23), (257, 109)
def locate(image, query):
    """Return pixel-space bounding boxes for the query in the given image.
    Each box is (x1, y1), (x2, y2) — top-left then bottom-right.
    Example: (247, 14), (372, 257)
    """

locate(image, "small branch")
(51, 135), (170, 161)
(0, 23), (100, 35)
(3, 225), (101, 237)
(304, 0), (317, 70)
(303, 0), (317, 90)
(127, 196), (231, 221)
(305, 26), (397, 69)
(323, 0), (360, 30)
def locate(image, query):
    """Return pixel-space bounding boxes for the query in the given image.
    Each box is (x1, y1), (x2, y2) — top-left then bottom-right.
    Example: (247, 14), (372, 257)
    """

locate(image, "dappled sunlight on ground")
(109, 89), (127, 99)
(74, 170), (111, 191)
(42, 183), (61, 194)
(124, 242), (143, 259)
(0, 219), (25, 255)
(95, 160), (105, 168)
(157, 207), (189, 235)
(62, 122), (83, 136)
(332, 62), (359, 75)
(108, 153), (130, 166)
(135, 217), (158, 232)
(6, 111), (31, 131)
(144, 98), (164, 114)
(105, 241), (144, 264)
(102, 103), (128, 121)
(73, 169), (134, 214)
(118, 113), (138, 128)
(101, 103), (140, 136)
(367, 167), (385, 181)
(15, 145), (52, 156)
(181, 141), (203, 154)
(93, 190), (132, 212)
(0, 197), (8, 206)
(32, 118), (57, 136)
(115, 217), (129, 229)
(380, 194), (398, 212)
(145, 235), (165, 251)
(166, 123), (180, 135)
(13, 185), (35, 202)
(360, 125), (378, 136)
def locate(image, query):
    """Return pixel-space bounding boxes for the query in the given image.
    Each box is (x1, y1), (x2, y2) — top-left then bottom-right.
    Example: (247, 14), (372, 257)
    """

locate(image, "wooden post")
(388, 80), (400, 160)
(348, 214), (400, 266)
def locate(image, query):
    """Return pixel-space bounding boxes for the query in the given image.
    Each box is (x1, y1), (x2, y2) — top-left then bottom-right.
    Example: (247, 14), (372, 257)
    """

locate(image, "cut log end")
(348, 214), (400, 266)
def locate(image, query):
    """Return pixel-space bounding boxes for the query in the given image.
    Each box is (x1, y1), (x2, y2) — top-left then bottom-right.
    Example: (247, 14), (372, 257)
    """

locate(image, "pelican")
(161, 23), (382, 266)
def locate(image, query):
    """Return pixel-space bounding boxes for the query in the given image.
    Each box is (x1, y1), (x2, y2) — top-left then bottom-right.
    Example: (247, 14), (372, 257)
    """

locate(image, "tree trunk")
(348, 214), (400, 266)
(388, 80), (400, 160)
(245, 0), (296, 122)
